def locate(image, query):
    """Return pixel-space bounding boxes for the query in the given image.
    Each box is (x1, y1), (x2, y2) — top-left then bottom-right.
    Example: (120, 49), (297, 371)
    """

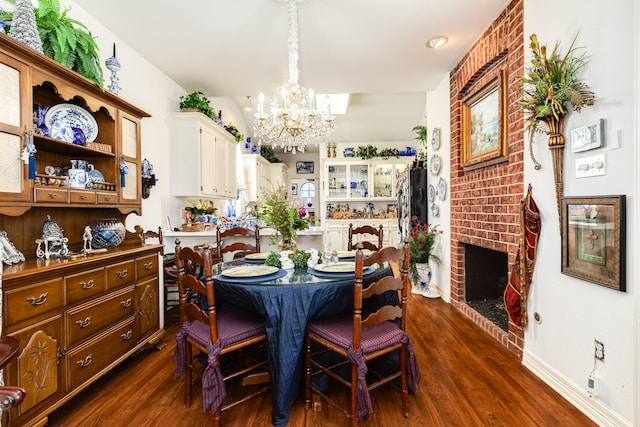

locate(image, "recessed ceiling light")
(426, 36), (448, 49)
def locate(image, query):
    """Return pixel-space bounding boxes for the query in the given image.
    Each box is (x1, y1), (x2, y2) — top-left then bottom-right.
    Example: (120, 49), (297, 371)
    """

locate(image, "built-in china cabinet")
(0, 33), (162, 427)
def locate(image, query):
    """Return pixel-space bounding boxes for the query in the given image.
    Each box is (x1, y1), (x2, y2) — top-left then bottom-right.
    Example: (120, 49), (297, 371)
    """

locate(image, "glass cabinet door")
(349, 163), (369, 198)
(372, 163), (393, 198)
(327, 164), (348, 199)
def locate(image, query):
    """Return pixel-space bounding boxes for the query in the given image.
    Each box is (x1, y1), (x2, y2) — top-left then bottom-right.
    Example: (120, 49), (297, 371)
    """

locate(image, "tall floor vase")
(411, 263), (439, 298)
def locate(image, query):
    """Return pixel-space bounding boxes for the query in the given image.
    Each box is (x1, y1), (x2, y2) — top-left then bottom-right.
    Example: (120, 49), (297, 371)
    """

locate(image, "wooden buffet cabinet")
(0, 33), (163, 426)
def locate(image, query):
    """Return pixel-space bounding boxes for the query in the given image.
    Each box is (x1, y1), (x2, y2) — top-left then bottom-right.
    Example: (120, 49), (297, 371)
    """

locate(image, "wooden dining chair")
(136, 225), (164, 254)
(0, 336), (26, 411)
(216, 225), (260, 262)
(347, 223), (384, 252)
(172, 241), (269, 426)
(304, 241), (420, 426)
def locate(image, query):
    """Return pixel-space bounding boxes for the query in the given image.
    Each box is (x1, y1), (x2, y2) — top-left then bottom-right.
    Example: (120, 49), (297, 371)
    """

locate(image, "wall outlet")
(595, 339), (605, 361)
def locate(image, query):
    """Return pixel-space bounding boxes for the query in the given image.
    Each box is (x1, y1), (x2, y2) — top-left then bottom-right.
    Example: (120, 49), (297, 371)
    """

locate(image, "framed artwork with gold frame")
(561, 195), (626, 291)
(461, 69), (507, 169)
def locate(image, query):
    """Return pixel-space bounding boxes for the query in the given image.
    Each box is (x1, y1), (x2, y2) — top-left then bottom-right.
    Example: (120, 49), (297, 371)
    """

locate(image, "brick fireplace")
(449, 0), (525, 357)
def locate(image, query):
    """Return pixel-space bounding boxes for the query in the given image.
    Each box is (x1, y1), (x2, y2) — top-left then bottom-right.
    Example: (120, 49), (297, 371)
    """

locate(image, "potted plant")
(0, 0), (103, 88)
(407, 216), (441, 298)
(412, 124), (428, 167)
(520, 33), (595, 213)
(179, 90), (216, 119)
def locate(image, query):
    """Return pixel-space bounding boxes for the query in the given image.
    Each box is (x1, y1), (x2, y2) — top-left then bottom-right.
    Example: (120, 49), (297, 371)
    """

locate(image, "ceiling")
(79, 0), (509, 147)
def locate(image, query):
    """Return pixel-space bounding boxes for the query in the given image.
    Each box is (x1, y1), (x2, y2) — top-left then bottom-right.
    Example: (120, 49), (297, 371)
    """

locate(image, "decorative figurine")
(82, 226), (93, 253)
(105, 42), (121, 95)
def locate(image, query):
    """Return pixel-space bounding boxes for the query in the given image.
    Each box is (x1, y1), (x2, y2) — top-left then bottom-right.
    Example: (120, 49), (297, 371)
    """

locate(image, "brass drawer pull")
(48, 192), (58, 199)
(80, 195), (87, 200)
(117, 269), (128, 278)
(120, 298), (132, 308)
(77, 354), (92, 367)
(103, 196), (112, 202)
(121, 330), (133, 341)
(26, 292), (48, 306)
(75, 316), (92, 328)
(144, 262), (153, 270)
(80, 279), (94, 289)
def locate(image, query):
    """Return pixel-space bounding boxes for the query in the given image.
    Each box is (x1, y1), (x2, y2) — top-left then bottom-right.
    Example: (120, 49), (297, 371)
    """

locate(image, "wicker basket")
(181, 223), (207, 232)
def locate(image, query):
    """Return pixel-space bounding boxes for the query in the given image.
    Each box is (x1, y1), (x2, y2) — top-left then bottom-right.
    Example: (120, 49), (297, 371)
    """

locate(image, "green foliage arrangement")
(407, 216), (441, 283)
(260, 146), (279, 163)
(412, 125), (427, 145)
(378, 148), (400, 159)
(224, 123), (244, 143)
(1, 0), (104, 88)
(258, 185), (309, 246)
(264, 249), (311, 269)
(264, 251), (281, 268)
(520, 33), (595, 145)
(179, 91), (216, 119)
(356, 145), (378, 160)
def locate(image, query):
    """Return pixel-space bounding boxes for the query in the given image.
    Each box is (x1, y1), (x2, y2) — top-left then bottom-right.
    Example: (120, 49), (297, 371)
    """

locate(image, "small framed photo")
(296, 161), (314, 174)
(561, 195), (626, 291)
(290, 183), (298, 195)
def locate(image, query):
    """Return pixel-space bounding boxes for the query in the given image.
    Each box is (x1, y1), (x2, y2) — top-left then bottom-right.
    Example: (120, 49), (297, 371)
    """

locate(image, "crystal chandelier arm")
(287, 0), (299, 88)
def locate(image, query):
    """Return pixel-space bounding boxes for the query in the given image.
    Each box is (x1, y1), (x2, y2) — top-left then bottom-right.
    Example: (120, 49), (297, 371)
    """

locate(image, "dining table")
(212, 255), (394, 427)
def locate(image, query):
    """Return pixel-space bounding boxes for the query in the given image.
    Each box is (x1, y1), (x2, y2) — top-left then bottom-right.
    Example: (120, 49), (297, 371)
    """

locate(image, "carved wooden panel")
(17, 330), (59, 414)
(0, 62), (20, 127)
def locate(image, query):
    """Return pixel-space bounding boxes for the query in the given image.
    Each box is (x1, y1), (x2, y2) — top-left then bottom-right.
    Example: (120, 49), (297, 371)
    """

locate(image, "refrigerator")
(397, 166), (428, 242)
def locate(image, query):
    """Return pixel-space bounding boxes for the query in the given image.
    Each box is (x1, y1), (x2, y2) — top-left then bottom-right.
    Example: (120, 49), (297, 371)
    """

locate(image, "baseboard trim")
(523, 350), (631, 427)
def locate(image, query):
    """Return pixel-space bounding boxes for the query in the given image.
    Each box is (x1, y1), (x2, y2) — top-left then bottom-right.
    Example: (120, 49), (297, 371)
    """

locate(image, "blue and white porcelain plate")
(45, 103), (98, 143)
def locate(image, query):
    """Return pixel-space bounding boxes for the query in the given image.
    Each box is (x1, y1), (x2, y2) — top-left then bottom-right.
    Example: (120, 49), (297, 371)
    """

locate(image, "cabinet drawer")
(136, 253), (159, 280)
(66, 286), (136, 348)
(97, 192), (117, 204)
(66, 317), (136, 391)
(69, 190), (96, 204)
(106, 260), (135, 289)
(65, 267), (106, 304)
(34, 187), (68, 203)
(4, 278), (64, 326)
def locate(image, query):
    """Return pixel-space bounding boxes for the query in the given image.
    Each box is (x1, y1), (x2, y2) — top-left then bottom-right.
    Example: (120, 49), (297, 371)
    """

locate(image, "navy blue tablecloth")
(213, 262), (393, 427)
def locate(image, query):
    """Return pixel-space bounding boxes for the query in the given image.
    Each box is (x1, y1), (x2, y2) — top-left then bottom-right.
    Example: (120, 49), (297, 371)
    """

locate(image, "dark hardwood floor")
(47, 295), (595, 427)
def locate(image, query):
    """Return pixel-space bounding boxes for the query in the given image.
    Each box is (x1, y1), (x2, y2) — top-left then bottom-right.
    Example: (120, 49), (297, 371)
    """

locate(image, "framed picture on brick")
(461, 69), (508, 170)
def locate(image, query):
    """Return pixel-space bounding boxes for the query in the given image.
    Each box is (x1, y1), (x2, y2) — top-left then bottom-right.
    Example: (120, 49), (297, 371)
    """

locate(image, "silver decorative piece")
(105, 43), (121, 95)
(36, 215), (69, 259)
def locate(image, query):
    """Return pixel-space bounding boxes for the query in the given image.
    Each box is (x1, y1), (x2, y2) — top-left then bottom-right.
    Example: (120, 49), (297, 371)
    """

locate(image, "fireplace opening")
(464, 244), (509, 331)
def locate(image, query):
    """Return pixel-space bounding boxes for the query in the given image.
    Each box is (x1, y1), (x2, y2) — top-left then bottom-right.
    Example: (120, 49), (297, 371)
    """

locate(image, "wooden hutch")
(0, 33), (162, 426)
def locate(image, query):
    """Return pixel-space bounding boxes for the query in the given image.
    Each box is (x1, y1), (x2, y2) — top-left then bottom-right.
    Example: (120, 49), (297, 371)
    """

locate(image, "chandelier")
(254, 0), (336, 154)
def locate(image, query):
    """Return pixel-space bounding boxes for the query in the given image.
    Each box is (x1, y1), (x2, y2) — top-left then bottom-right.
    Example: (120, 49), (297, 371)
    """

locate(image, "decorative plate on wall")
(431, 127), (440, 150)
(436, 177), (447, 201)
(429, 154), (441, 176)
(427, 184), (436, 202)
(430, 203), (440, 218)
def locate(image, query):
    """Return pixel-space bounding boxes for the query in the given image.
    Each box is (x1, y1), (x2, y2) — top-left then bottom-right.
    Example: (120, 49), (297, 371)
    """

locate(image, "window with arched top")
(299, 181), (315, 199)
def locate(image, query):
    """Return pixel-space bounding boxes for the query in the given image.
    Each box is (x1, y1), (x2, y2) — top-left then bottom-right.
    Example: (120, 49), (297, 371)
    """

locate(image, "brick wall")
(449, 0), (524, 357)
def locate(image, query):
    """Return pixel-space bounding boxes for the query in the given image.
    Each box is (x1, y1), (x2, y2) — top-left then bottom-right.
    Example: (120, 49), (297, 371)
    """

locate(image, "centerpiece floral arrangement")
(407, 216), (441, 283)
(184, 198), (216, 222)
(257, 185), (309, 250)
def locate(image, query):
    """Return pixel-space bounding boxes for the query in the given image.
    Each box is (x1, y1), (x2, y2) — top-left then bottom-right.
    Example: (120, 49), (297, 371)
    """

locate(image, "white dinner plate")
(221, 265), (279, 278)
(45, 103), (98, 142)
(244, 252), (270, 260)
(336, 250), (371, 258)
(313, 262), (356, 273)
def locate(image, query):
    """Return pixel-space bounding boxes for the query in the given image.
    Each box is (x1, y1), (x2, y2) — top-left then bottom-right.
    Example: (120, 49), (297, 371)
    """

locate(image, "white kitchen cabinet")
(243, 153), (272, 202)
(170, 112), (237, 199)
(324, 219), (398, 251)
(270, 162), (289, 189)
(324, 159), (411, 202)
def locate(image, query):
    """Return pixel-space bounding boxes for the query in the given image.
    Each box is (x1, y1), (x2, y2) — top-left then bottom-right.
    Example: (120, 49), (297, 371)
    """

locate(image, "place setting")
(241, 252), (270, 264)
(216, 264), (287, 283)
(308, 261), (375, 278)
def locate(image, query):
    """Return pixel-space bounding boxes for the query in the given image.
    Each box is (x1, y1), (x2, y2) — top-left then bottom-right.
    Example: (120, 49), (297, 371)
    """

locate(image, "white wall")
(425, 75), (451, 301)
(521, 1), (637, 425)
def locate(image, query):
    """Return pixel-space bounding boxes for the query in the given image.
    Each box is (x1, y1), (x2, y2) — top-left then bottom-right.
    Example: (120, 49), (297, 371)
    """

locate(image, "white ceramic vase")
(411, 262), (439, 298)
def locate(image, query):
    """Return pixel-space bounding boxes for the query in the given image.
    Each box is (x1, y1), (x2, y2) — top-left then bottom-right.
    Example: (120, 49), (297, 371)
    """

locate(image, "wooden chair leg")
(400, 345), (409, 418)
(350, 364), (358, 427)
(213, 407), (221, 427)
